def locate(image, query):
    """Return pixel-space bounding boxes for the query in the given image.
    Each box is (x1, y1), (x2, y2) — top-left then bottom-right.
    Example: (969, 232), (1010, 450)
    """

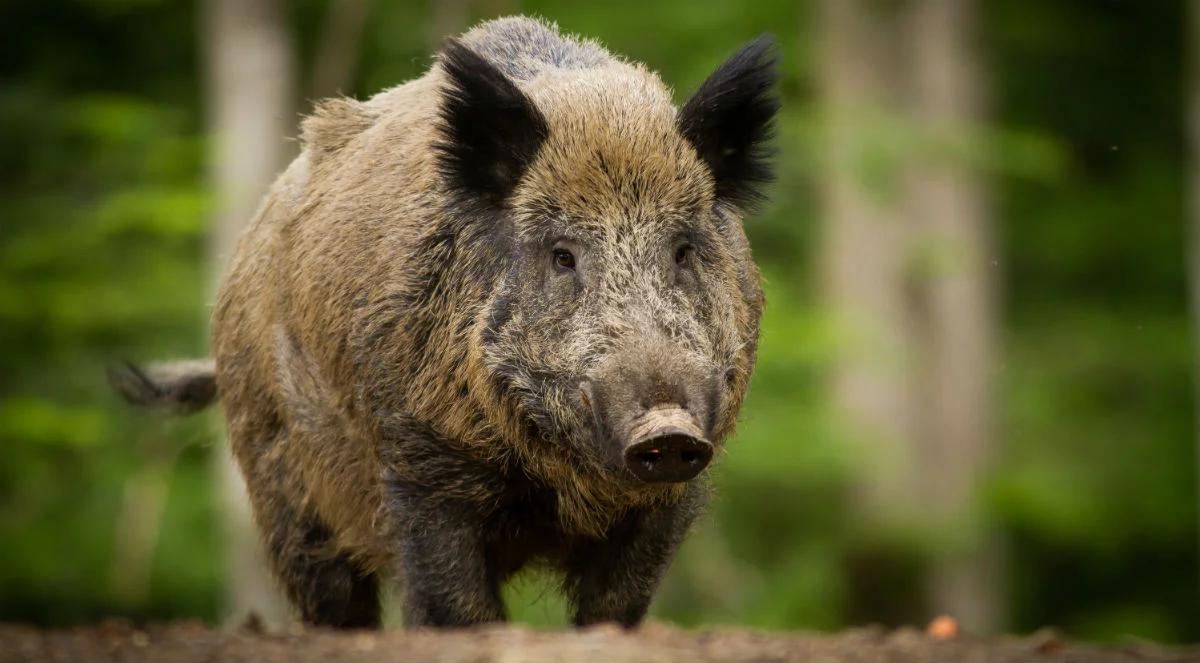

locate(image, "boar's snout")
(623, 408), (713, 483)
(577, 343), (719, 484)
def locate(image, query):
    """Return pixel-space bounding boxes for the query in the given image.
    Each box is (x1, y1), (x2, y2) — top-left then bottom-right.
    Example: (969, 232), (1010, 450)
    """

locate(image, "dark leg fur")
(392, 500), (506, 626)
(564, 484), (708, 627)
(266, 513), (382, 628)
(381, 418), (509, 627)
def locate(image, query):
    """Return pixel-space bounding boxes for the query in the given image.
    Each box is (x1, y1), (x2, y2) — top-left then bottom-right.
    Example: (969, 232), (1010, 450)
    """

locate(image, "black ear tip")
(737, 34), (779, 77)
(747, 33), (778, 55)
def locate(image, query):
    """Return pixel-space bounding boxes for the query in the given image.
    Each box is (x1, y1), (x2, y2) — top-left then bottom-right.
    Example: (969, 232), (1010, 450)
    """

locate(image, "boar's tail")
(108, 359), (218, 414)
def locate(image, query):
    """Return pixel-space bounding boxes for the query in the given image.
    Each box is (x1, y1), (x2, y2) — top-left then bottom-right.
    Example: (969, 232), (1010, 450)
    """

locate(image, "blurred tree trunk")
(819, 0), (929, 625)
(203, 0), (296, 626)
(904, 0), (1001, 632)
(109, 436), (181, 607)
(820, 0), (1001, 630)
(819, 0), (920, 528)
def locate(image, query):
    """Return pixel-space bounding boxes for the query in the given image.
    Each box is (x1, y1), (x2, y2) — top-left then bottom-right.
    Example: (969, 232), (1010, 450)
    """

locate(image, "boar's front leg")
(381, 420), (507, 627)
(564, 485), (708, 627)
(392, 499), (506, 626)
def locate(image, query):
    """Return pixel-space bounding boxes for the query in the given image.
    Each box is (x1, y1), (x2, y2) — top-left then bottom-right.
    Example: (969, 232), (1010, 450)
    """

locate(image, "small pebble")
(926, 615), (958, 640)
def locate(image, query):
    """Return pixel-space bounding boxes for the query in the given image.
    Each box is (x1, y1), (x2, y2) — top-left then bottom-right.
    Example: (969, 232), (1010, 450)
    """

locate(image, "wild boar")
(113, 15), (777, 628)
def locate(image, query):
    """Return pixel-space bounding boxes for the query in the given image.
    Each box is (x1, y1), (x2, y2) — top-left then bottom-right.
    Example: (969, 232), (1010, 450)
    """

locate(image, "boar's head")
(436, 37), (777, 487)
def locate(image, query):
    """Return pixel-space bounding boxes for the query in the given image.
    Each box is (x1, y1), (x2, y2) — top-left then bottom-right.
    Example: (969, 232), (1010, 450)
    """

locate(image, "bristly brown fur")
(300, 97), (379, 164)
(200, 15), (775, 629)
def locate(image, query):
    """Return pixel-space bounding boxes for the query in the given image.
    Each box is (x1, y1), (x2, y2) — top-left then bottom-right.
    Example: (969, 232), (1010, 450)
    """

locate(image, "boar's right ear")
(435, 39), (550, 208)
(678, 35), (779, 213)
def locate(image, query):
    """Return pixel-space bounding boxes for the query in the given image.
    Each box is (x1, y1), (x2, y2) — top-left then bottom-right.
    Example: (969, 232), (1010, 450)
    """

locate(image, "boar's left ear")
(435, 39), (550, 208)
(678, 35), (779, 212)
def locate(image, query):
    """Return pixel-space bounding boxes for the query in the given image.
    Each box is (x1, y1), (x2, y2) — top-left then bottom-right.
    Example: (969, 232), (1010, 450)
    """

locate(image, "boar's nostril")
(636, 449), (662, 465)
(632, 448), (663, 473)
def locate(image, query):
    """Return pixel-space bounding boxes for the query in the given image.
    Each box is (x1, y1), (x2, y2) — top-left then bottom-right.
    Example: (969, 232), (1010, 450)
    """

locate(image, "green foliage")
(0, 1), (213, 626)
(0, 0), (1194, 644)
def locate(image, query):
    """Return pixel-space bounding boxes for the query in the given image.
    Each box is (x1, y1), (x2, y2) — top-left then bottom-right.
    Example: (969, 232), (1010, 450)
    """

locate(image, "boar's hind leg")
(564, 487), (707, 627)
(263, 496), (381, 628)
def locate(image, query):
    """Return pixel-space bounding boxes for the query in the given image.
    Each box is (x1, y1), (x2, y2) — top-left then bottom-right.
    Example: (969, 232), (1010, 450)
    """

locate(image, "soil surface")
(2, 620), (1197, 663)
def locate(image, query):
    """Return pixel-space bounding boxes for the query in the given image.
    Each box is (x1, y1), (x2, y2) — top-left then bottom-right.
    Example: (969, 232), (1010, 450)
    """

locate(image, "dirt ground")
(2, 620), (1197, 663)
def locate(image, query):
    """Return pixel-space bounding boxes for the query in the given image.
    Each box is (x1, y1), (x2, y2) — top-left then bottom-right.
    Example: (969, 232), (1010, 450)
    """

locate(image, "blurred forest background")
(2, 0), (1198, 644)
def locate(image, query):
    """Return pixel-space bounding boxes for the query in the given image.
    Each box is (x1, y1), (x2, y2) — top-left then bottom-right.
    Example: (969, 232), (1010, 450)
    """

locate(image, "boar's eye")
(675, 244), (694, 266)
(553, 248), (576, 271)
